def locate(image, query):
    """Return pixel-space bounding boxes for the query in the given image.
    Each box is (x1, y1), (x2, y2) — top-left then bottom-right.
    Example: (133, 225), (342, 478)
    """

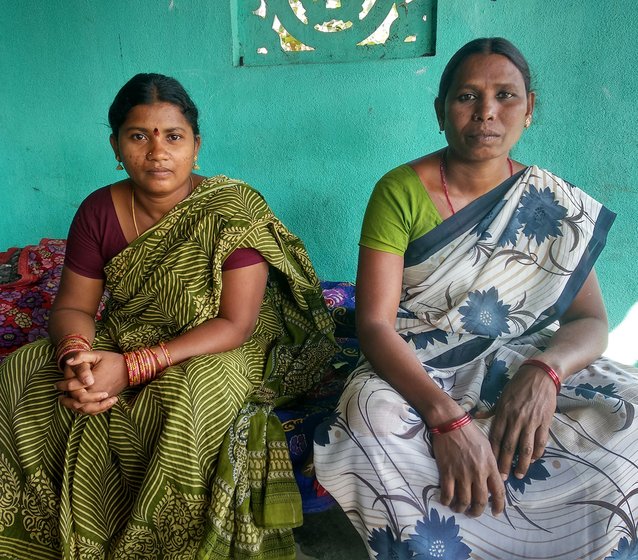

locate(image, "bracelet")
(149, 346), (165, 369)
(124, 350), (141, 386)
(125, 347), (163, 386)
(56, 333), (92, 370)
(429, 412), (472, 435)
(158, 341), (173, 367)
(521, 358), (561, 394)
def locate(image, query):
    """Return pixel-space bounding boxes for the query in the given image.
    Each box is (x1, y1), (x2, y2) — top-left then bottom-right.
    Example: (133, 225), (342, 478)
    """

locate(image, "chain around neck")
(131, 175), (194, 238)
(439, 150), (513, 215)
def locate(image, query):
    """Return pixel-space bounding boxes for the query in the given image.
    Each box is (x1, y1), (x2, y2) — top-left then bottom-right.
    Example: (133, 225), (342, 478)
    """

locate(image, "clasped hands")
(54, 350), (129, 415)
(433, 364), (557, 518)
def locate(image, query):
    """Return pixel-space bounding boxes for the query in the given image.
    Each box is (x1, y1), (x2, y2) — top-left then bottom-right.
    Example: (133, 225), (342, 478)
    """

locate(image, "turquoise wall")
(1, 1), (636, 328)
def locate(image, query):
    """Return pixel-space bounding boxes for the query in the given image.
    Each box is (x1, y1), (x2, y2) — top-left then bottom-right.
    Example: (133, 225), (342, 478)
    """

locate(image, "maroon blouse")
(65, 186), (264, 279)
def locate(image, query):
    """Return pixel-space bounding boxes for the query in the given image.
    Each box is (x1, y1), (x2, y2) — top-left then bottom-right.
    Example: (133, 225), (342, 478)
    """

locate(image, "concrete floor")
(294, 507), (369, 559)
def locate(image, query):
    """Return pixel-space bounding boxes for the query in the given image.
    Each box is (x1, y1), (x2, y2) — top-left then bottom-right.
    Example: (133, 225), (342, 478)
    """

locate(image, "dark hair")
(437, 37), (532, 102)
(108, 73), (200, 138)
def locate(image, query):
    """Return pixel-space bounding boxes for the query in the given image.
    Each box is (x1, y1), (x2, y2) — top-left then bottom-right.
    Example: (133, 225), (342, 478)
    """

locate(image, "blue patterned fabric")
(314, 168), (638, 559)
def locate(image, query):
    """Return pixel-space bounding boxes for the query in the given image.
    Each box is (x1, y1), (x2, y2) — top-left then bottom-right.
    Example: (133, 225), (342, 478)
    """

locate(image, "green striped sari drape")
(0, 176), (336, 560)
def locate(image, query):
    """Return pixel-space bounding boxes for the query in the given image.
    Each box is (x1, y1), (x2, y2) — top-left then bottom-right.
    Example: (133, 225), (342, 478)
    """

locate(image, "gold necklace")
(131, 186), (140, 237)
(131, 175), (194, 238)
(439, 150), (514, 215)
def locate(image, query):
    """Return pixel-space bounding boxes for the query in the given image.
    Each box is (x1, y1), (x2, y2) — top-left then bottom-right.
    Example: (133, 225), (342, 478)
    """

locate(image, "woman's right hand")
(432, 422), (505, 517)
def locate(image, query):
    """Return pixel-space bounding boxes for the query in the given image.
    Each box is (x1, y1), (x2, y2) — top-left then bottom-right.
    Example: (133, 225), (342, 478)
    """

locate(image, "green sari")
(0, 176), (336, 559)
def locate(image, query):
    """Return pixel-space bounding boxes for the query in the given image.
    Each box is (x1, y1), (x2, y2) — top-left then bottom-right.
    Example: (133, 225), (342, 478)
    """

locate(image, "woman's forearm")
(359, 321), (466, 427)
(531, 270), (608, 380)
(161, 315), (256, 365)
(533, 316), (608, 380)
(48, 308), (97, 346)
(159, 261), (269, 365)
(48, 267), (104, 347)
(355, 247), (465, 427)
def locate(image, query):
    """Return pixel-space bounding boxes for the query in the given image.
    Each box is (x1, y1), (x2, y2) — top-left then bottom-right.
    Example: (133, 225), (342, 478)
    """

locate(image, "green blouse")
(360, 164), (443, 255)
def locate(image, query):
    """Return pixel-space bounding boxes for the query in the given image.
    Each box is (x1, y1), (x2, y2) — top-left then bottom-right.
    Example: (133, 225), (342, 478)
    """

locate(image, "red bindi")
(153, 128), (160, 137)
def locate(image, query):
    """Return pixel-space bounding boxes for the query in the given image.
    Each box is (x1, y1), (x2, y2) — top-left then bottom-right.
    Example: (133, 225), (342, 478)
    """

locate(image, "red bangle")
(159, 341), (173, 367)
(429, 412), (472, 435)
(521, 358), (561, 394)
(55, 333), (92, 370)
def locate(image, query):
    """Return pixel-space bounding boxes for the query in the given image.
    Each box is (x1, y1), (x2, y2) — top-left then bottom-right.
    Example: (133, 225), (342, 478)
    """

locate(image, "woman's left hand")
(483, 364), (557, 480)
(55, 350), (128, 415)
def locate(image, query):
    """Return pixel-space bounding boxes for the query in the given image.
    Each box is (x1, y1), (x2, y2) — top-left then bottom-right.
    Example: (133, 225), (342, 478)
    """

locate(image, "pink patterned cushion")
(0, 239), (66, 360)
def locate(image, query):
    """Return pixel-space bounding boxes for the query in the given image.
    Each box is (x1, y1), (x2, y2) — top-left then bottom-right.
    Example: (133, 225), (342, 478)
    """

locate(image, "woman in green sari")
(0, 73), (335, 559)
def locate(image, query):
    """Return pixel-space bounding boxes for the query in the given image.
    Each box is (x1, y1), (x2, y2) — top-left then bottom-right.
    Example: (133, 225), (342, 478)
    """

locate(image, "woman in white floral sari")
(314, 37), (638, 560)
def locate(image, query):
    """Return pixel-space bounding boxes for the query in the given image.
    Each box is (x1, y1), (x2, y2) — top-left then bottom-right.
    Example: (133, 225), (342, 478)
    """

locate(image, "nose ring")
(146, 151), (153, 159)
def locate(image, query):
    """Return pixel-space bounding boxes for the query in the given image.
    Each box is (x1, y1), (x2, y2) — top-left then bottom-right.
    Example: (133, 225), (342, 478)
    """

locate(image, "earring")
(524, 116), (532, 128)
(192, 157), (200, 171)
(115, 158), (124, 170)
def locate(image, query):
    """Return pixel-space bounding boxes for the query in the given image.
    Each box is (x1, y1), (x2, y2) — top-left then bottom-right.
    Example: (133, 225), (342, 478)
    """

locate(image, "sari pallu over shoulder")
(394, 166), (615, 370)
(102, 175), (329, 345)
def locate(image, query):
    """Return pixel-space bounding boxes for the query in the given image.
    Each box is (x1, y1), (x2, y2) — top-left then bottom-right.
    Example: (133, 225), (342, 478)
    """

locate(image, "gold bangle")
(159, 341), (173, 367)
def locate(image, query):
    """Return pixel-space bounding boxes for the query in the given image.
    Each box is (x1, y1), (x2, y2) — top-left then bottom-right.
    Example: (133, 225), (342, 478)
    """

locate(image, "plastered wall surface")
(1, 0), (636, 329)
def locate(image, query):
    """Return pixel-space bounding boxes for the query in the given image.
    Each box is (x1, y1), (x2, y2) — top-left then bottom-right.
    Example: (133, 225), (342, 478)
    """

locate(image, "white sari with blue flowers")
(315, 166), (638, 559)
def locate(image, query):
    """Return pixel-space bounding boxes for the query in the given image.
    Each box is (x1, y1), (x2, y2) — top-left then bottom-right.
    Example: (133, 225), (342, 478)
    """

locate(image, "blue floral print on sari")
(459, 287), (511, 337)
(406, 510), (471, 560)
(517, 186), (568, 244)
(369, 526), (414, 559)
(313, 412), (340, 447)
(507, 460), (551, 494)
(402, 329), (449, 350)
(605, 537), (638, 560)
(473, 199), (507, 241)
(480, 358), (509, 408)
(575, 382), (619, 400)
(497, 214), (521, 247)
